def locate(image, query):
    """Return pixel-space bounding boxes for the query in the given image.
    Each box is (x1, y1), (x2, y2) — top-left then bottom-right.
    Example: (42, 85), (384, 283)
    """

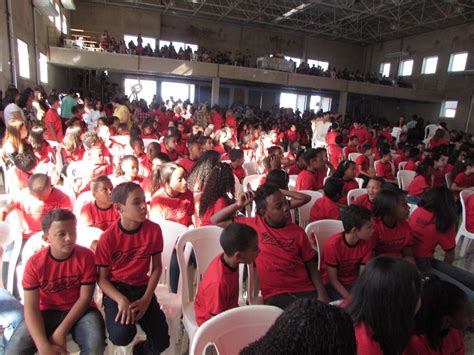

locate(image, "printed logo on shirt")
(40, 274), (82, 293)
(261, 232), (295, 252)
(111, 242), (154, 266)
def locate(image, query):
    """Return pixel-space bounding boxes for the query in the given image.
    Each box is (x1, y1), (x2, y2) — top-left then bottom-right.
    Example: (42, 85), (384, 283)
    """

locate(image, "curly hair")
(199, 163), (235, 217)
(240, 298), (356, 355)
(187, 150), (220, 192)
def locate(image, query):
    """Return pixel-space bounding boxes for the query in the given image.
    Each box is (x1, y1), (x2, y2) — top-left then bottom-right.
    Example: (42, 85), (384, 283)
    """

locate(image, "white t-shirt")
(3, 103), (25, 125)
(311, 120), (332, 147)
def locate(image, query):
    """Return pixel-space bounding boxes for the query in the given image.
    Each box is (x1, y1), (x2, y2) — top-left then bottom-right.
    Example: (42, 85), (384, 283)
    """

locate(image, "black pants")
(264, 291), (318, 309)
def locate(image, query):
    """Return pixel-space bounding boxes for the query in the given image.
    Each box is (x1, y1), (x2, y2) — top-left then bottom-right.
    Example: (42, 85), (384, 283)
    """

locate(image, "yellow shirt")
(113, 104), (131, 128)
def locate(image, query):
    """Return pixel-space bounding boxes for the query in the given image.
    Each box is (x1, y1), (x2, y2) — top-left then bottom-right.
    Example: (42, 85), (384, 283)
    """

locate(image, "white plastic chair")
(391, 127), (402, 143)
(348, 153), (362, 162)
(297, 190), (323, 228)
(347, 188), (367, 206)
(247, 262), (263, 305)
(397, 170), (416, 191)
(398, 161), (407, 171)
(243, 162), (259, 176)
(288, 175), (297, 191)
(0, 221), (22, 293)
(408, 203), (418, 217)
(445, 172), (453, 188)
(243, 175), (263, 192)
(355, 177), (364, 189)
(74, 191), (94, 217)
(424, 124), (437, 140)
(55, 185), (77, 206)
(143, 139), (160, 149)
(76, 226), (103, 250)
(456, 190), (474, 258)
(305, 220), (344, 269)
(190, 305), (282, 355)
(176, 226), (224, 345)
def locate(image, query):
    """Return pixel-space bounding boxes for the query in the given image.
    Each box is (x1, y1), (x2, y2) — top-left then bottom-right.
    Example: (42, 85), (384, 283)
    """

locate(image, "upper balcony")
(48, 47), (443, 103)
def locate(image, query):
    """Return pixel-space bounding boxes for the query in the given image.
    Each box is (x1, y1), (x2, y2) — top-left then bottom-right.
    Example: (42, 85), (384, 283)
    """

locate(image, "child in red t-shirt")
(327, 136), (344, 169)
(194, 223), (258, 325)
(112, 155), (144, 186)
(44, 95), (64, 142)
(375, 148), (397, 185)
(404, 147), (420, 172)
(309, 177), (343, 223)
(212, 183), (329, 308)
(451, 157), (474, 195)
(229, 149), (245, 183)
(431, 150), (448, 188)
(355, 143), (373, 186)
(150, 162), (194, 226)
(29, 126), (55, 163)
(372, 189), (414, 262)
(345, 135), (359, 157)
(177, 138), (202, 174)
(130, 137), (152, 178)
(323, 205), (373, 300)
(5, 209), (105, 354)
(76, 145), (114, 194)
(95, 183), (170, 353)
(353, 177), (383, 211)
(406, 159), (433, 204)
(295, 148), (328, 191)
(60, 126), (85, 165)
(79, 175), (119, 231)
(333, 160), (359, 205)
(161, 135), (179, 161)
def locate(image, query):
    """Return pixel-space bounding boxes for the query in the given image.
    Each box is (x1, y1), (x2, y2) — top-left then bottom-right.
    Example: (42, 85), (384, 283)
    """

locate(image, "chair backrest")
(74, 191), (94, 217)
(445, 172), (453, 189)
(424, 124), (437, 140)
(176, 226), (223, 304)
(234, 175), (242, 196)
(21, 232), (48, 267)
(398, 161), (407, 171)
(348, 153), (362, 162)
(305, 220), (344, 269)
(243, 162), (259, 176)
(408, 203), (418, 216)
(347, 188), (367, 205)
(288, 175), (297, 190)
(0, 221), (22, 291)
(355, 177), (364, 189)
(391, 127), (402, 142)
(297, 190), (323, 228)
(460, 189), (474, 225)
(191, 305), (282, 355)
(243, 175), (263, 192)
(76, 226), (103, 250)
(373, 159), (381, 173)
(397, 170), (416, 191)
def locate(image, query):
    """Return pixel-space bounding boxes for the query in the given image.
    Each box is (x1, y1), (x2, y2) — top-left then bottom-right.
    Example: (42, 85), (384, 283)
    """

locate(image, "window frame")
(439, 100), (458, 119)
(379, 62), (391, 77)
(448, 52), (468, 72)
(39, 52), (48, 84)
(17, 39), (30, 79)
(398, 59), (414, 77)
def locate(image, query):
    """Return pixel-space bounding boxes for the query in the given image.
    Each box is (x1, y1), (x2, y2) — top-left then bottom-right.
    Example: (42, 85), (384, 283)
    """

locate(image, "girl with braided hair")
(187, 150), (221, 193)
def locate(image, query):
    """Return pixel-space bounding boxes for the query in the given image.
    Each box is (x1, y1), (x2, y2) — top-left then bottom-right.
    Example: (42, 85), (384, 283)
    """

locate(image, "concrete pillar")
(338, 91), (348, 117)
(229, 87), (235, 106)
(244, 88), (249, 105)
(211, 77), (220, 106)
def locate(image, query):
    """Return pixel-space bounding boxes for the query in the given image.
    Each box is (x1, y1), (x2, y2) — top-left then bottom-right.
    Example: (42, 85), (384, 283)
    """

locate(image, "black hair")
(71, 104), (84, 115)
(373, 189), (405, 219)
(229, 149), (244, 162)
(91, 175), (112, 193)
(111, 182), (142, 205)
(199, 163), (235, 217)
(163, 135), (177, 146)
(18, 89), (33, 109)
(341, 205), (372, 233)
(418, 187), (457, 232)
(266, 169), (290, 190)
(220, 223), (257, 256)
(302, 148), (325, 165)
(42, 208), (76, 234)
(147, 142), (161, 159)
(27, 173), (50, 193)
(14, 151), (37, 172)
(335, 135), (343, 144)
(241, 298), (356, 355)
(379, 146), (391, 158)
(29, 125), (45, 150)
(188, 150), (220, 192)
(350, 135), (359, 141)
(47, 94), (59, 106)
(361, 143), (373, 154)
(323, 177), (343, 199)
(333, 160), (355, 179)
(368, 176), (384, 186)
(268, 145), (283, 156)
(129, 125), (142, 138)
(347, 256), (421, 355)
(416, 157), (434, 177)
(129, 136), (144, 148)
(414, 276), (468, 351)
(254, 183), (281, 216)
(408, 147), (420, 160)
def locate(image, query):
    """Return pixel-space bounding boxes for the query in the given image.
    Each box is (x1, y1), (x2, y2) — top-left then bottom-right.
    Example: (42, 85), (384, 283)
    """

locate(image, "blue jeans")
(0, 289), (24, 355)
(4, 307), (105, 355)
(103, 282), (169, 354)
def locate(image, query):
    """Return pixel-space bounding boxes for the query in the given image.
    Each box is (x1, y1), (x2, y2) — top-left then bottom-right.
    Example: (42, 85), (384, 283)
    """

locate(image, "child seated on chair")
(161, 135), (179, 162)
(353, 177), (383, 211)
(322, 205), (373, 301)
(229, 149), (245, 183)
(404, 148), (420, 172)
(345, 135), (359, 156)
(130, 137), (152, 178)
(295, 148), (327, 191)
(177, 137), (202, 174)
(211, 183), (329, 309)
(5, 209), (105, 355)
(309, 177), (343, 223)
(112, 155), (143, 186)
(75, 145), (114, 194)
(79, 175), (119, 231)
(406, 158), (434, 204)
(95, 183), (170, 353)
(194, 223), (259, 326)
(355, 143), (373, 187)
(375, 147), (397, 186)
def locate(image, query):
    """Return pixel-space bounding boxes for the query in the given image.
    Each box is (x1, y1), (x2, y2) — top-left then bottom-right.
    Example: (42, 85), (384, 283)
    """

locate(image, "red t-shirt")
(95, 219), (163, 286)
(394, 154), (407, 171)
(44, 108), (64, 142)
(405, 329), (464, 355)
(61, 147), (85, 164)
(350, 128), (370, 145)
(194, 254), (239, 326)
(325, 131), (340, 146)
(234, 215), (316, 300)
(407, 175), (430, 197)
(136, 153), (152, 178)
(322, 232), (372, 286)
(285, 130), (299, 143)
(177, 157), (197, 174)
(466, 194), (474, 233)
(432, 168), (446, 188)
(34, 141), (55, 163)
(409, 208), (456, 259)
(340, 179), (359, 205)
(375, 161), (394, 180)
(14, 187), (73, 239)
(23, 246), (96, 311)
(200, 197), (229, 227)
(372, 218), (413, 258)
(454, 172), (474, 189)
(327, 144), (343, 168)
(296, 169), (325, 191)
(210, 112), (224, 130)
(150, 189), (195, 226)
(231, 165), (245, 183)
(353, 193), (374, 211)
(345, 145), (358, 156)
(213, 145), (226, 156)
(309, 195), (340, 223)
(354, 322), (383, 355)
(226, 115), (237, 130)
(161, 146), (179, 161)
(80, 201), (120, 231)
(355, 155), (370, 176)
(379, 130), (393, 143)
(405, 160), (418, 172)
(287, 164), (302, 175)
(429, 137), (446, 149)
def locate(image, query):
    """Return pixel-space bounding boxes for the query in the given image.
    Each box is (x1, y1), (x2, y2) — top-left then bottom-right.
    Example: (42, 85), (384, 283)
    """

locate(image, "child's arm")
(48, 123), (59, 143)
(327, 266), (350, 299)
(305, 259), (329, 303)
(280, 189), (310, 209)
(450, 182), (474, 192)
(49, 284), (95, 350)
(402, 247), (416, 264)
(24, 289), (67, 355)
(97, 267), (134, 325)
(444, 249), (455, 264)
(129, 253), (161, 321)
(211, 190), (255, 227)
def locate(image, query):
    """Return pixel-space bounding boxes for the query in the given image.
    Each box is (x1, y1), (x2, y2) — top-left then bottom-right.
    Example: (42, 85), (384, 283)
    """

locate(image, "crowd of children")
(0, 84), (473, 354)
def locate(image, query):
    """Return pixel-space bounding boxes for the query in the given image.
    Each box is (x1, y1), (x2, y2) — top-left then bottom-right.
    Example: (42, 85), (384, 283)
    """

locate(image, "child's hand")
(237, 189), (256, 208)
(129, 296), (152, 322)
(116, 296), (134, 325)
(49, 330), (67, 353)
(38, 343), (67, 355)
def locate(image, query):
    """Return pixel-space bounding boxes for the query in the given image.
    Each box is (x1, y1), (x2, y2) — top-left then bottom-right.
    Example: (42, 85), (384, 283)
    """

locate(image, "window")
(124, 35), (156, 49)
(17, 39), (30, 79)
(161, 81), (195, 103)
(159, 40), (198, 53)
(421, 56), (438, 74)
(55, 4), (61, 31)
(307, 59), (329, 71)
(440, 101), (458, 118)
(62, 14), (67, 35)
(39, 53), (48, 84)
(448, 52), (468, 72)
(124, 78), (157, 106)
(398, 59), (413, 76)
(379, 62), (390, 77)
(284, 56), (301, 68)
(309, 95), (332, 112)
(279, 93), (306, 111)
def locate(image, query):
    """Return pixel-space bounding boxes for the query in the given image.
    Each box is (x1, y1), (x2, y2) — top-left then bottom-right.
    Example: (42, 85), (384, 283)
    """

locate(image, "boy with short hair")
(44, 95), (64, 142)
(130, 136), (152, 177)
(95, 183), (169, 353)
(79, 175), (119, 231)
(309, 177), (343, 222)
(345, 135), (359, 157)
(161, 135), (179, 161)
(194, 223), (259, 325)
(5, 209), (105, 355)
(295, 148), (327, 191)
(323, 205), (373, 300)
(327, 135), (343, 168)
(404, 148), (420, 171)
(211, 184), (329, 309)
(375, 147), (397, 185)
(229, 149), (245, 183)
(177, 137), (202, 173)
